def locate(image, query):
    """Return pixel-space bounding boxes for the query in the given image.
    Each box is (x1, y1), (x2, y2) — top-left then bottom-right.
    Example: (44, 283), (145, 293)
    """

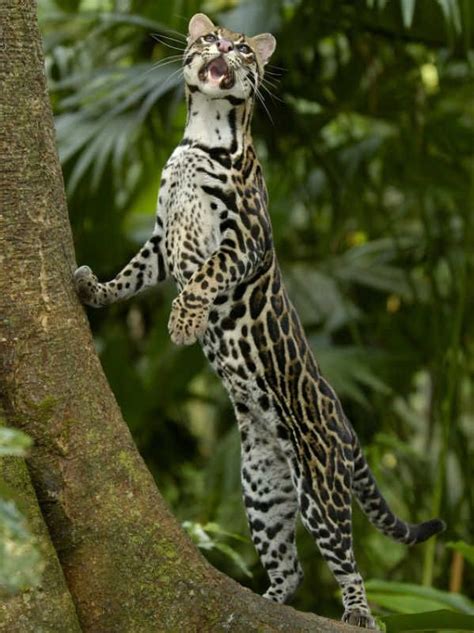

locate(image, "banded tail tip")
(414, 518), (446, 544)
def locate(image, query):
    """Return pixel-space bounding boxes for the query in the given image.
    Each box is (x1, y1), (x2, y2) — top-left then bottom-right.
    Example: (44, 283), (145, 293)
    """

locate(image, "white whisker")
(151, 34), (186, 52)
(267, 63), (286, 72)
(260, 81), (284, 104)
(262, 79), (280, 92)
(141, 56), (182, 78)
(254, 83), (274, 125)
(151, 56), (183, 70)
(141, 65), (184, 104)
(151, 32), (186, 46)
(160, 66), (184, 90)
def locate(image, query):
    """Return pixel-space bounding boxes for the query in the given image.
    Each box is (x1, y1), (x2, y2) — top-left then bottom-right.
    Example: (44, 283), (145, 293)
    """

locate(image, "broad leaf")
(366, 580), (474, 614)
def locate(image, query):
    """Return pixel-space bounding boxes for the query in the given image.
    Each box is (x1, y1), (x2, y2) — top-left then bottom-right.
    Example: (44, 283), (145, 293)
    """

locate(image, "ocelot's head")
(184, 13), (276, 100)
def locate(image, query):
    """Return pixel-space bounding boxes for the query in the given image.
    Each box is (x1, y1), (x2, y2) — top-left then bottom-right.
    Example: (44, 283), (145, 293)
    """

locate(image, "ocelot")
(74, 13), (445, 629)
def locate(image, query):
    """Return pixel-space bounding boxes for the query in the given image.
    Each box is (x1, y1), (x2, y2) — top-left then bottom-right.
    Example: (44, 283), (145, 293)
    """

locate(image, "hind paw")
(262, 568), (303, 604)
(342, 610), (378, 630)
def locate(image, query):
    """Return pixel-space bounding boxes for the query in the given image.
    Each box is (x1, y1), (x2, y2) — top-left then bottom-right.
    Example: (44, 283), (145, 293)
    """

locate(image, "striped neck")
(183, 86), (254, 156)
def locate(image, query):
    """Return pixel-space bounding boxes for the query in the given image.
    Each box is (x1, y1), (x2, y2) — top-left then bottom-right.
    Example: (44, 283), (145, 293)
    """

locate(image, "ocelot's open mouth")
(199, 56), (235, 89)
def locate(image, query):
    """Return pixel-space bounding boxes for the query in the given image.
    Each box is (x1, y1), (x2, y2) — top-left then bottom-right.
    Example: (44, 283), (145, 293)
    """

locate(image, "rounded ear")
(252, 33), (277, 65)
(188, 13), (215, 41)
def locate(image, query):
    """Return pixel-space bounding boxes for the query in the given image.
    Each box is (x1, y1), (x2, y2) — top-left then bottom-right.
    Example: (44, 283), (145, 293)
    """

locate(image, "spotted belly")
(165, 215), (219, 290)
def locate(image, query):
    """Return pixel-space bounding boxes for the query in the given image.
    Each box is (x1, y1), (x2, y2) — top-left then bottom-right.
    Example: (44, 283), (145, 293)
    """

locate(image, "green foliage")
(38, 0), (473, 619)
(366, 580), (474, 613)
(0, 428), (32, 457)
(381, 609), (474, 632)
(0, 500), (44, 594)
(0, 428), (43, 594)
(183, 520), (253, 577)
(447, 541), (474, 566)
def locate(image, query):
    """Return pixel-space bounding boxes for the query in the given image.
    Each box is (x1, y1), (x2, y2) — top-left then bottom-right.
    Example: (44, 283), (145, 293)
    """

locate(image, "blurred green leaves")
(0, 428), (43, 594)
(368, 581), (474, 633)
(382, 609), (474, 632)
(447, 542), (474, 567)
(0, 428), (32, 457)
(0, 501), (44, 594)
(183, 520), (252, 577)
(366, 580), (474, 614)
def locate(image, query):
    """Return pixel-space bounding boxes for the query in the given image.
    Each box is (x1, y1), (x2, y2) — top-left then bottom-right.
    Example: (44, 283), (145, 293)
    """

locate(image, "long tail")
(352, 442), (446, 545)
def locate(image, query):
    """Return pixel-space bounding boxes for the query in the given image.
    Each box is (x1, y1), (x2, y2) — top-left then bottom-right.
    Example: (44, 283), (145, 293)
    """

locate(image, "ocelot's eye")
(203, 34), (217, 43)
(237, 43), (252, 55)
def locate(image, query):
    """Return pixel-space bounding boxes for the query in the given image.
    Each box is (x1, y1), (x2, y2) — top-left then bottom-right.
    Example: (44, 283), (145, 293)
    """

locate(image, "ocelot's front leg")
(74, 230), (166, 307)
(168, 229), (265, 345)
(167, 290), (211, 346)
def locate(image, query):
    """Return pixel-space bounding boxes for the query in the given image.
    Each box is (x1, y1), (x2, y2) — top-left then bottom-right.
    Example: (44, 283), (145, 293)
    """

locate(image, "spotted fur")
(74, 13), (445, 629)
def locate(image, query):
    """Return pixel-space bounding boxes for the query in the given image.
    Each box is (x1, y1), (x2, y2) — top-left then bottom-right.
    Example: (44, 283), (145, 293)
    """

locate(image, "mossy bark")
(0, 1), (359, 631)
(0, 456), (82, 632)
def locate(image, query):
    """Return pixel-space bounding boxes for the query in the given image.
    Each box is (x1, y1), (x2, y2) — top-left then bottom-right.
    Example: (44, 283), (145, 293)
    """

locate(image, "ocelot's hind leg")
(237, 412), (303, 603)
(295, 447), (377, 630)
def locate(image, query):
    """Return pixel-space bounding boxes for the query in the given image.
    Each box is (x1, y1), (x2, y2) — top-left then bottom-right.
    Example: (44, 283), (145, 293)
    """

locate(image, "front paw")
(74, 265), (100, 306)
(168, 294), (209, 346)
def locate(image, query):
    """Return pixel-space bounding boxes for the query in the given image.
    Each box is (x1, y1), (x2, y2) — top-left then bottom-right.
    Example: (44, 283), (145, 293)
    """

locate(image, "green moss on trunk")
(0, 457), (81, 632)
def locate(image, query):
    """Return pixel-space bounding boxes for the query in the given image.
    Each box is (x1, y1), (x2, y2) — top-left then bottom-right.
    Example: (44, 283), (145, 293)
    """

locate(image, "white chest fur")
(160, 148), (224, 289)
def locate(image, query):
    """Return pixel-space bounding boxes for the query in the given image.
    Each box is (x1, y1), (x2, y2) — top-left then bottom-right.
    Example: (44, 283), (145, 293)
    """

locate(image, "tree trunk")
(0, 454), (82, 632)
(0, 1), (357, 631)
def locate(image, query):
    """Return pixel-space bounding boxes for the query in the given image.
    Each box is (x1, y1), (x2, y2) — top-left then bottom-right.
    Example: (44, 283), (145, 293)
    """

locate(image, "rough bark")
(0, 1), (359, 631)
(0, 455), (82, 632)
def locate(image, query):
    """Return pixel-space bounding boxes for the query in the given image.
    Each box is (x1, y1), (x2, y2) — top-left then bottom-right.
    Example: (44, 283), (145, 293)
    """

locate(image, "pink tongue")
(209, 58), (227, 79)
